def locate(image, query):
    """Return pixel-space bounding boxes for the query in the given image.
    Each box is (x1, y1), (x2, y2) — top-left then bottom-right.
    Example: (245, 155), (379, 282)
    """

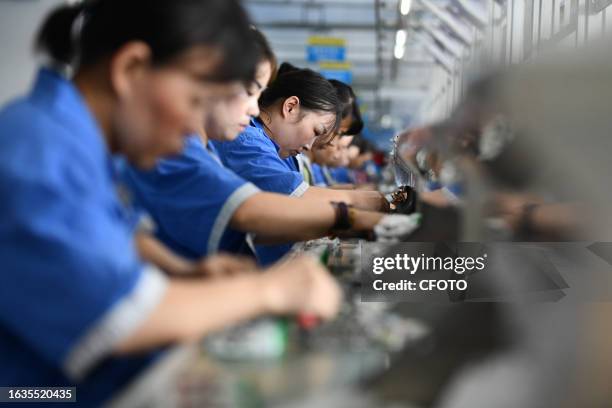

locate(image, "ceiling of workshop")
(244, 0), (489, 131)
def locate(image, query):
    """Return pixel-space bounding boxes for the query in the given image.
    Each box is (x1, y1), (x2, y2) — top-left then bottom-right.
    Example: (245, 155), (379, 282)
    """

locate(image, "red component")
(297, 313), (320, 330)
(372, 151), (387, 166)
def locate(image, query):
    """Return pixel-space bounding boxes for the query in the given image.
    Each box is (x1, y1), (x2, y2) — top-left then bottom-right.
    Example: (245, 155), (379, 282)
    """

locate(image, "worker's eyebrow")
(253, 79), (263, 90)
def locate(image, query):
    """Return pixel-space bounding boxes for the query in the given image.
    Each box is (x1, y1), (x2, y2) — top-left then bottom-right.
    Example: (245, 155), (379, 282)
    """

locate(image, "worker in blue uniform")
(0, 2), (341, 405)
(214, 63), (392, 264)
(123, 36), (408, 267)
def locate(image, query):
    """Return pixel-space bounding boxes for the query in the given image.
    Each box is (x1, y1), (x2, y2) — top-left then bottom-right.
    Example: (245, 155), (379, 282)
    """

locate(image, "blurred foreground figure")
(365, 38), (612, 408)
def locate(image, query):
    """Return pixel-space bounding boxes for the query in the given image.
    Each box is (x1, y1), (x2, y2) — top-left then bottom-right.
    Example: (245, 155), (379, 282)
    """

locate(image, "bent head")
(329, 79), (364, 137)
(37, 0), (258, 168)
(312, 134), (354, 167)
(258, 63), (341, 158)
(204, 45), (274, 142)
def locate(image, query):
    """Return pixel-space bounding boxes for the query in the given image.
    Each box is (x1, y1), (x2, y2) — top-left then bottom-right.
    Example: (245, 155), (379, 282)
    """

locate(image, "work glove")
(374, 213), (422, 243)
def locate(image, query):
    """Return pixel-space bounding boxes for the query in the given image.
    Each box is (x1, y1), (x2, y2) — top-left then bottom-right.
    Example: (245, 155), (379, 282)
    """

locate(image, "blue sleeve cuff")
(62, 265), (168, 380)
(290, 181), (309, 197)
(208, 183), (261, 254)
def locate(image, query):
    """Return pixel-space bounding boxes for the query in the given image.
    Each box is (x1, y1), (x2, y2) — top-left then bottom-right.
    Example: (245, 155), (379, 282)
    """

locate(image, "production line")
(2, 0), (612, 407)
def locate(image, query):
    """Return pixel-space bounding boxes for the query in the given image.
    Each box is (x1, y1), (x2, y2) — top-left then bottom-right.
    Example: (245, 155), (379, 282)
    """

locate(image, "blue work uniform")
(330, 166), (353, 184)
(213, 118), (309, 265)
(296, 153), (314, 186)
(0, 68), (168, 406)
(321, 165), (337, 186)
(121, 136), (260, 260)
(113, 156), (157, 234)
(310, 163), (329, 187)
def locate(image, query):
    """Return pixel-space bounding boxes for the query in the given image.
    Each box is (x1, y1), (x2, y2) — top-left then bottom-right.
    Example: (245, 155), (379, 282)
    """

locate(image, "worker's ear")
(108, 41), (153, 101)
(281, 96), (301, 120)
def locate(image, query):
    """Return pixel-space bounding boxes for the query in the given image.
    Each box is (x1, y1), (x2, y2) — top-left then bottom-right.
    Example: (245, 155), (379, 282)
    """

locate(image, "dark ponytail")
(329, 79), (364, 135)
(259, 62), (342, 137)
(35, 0), (258, 82)
(35, 3), (84, 67)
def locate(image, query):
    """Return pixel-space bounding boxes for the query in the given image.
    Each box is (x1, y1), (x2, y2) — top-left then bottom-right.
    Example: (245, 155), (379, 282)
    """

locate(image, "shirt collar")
(205, 140), (223, 165)
(251, 117), (280, 153)
(32, 68), (109, 167)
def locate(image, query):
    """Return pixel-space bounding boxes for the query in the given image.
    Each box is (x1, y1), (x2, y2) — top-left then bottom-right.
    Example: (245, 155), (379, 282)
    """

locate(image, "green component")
(320, 247), (330, 266)
(276, 318), (290, 354)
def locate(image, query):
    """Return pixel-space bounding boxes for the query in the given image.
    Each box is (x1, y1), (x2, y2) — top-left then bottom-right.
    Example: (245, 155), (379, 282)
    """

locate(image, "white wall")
(0, 0), (65, 106)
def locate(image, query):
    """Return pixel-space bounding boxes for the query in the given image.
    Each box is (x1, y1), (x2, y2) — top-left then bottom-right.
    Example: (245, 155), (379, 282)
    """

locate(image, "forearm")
(136, 233), (193, 275)
(530, 203), (582, 237)
(114, 275), (267, 353)
(351, 209), (385, 232)
(304, 186), (388, 212)
(231, 193), (336, 242)
(355, 183), (377, 191)
(328, 183), (356, 190)
(230, 190), (389, 244)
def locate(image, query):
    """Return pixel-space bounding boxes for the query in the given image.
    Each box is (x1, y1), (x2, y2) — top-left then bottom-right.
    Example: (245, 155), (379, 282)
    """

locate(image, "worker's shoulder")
(222, 125), (276, 154)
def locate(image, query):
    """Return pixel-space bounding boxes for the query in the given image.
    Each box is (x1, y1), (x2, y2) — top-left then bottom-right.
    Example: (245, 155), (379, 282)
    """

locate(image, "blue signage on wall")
(306, 36), (346, 63)
(307, 45), (346, 62)
(318, 62), (353, 84)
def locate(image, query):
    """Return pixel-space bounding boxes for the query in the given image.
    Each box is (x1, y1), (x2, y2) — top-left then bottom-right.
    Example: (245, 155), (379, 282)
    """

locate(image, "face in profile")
(312, 133), (354, 167)
(203, 82), (253, 142)
(312, 138), (342, 166)
(274, 99), (337, 158)
(204, 59), (273, 142)
(336, 135), (354, 166)
(112, 45), (234, 168)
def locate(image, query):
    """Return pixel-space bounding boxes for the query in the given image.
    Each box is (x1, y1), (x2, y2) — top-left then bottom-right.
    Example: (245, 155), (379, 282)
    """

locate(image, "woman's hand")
(192, 253), (257, 278)
(353, 191), (391, 212)
(259, 255), (342, 321)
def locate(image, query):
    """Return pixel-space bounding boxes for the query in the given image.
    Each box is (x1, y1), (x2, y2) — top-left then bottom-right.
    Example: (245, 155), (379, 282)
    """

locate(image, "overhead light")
(394, 44), (406, 59)
(394, 29), (407, 59)
(400, 0), (412, 16)
(395, 29), (407, 47)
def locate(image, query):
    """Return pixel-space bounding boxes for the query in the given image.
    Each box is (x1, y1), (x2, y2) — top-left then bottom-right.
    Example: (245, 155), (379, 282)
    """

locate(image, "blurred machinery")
(365, 35), (612, 408)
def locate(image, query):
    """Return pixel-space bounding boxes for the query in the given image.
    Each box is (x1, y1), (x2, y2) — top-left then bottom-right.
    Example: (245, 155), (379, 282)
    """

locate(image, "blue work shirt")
(121, 136), (260, 260)
(321, 165), (337, 186)
(112, 156), (157, 233)
(213, 118), (309, 265)
(0, 68), (168, 406)
(330, 166), (353, 184)
(310, 163), (329, 187)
